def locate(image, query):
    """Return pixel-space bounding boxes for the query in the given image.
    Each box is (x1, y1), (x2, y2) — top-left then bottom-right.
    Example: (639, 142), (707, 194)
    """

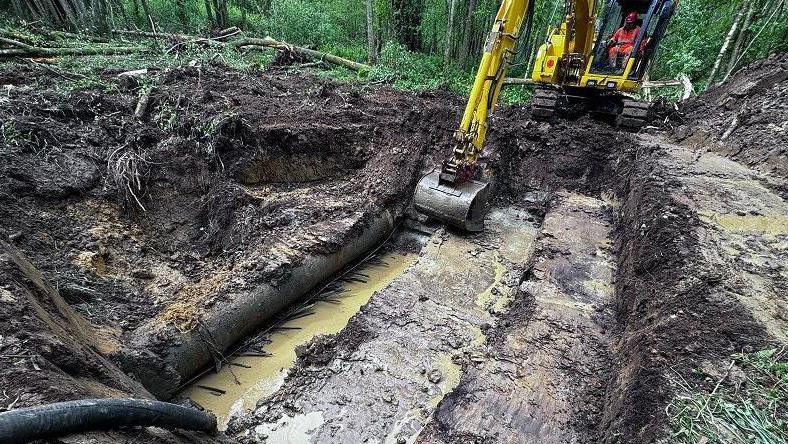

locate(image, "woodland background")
(1, 0), (787, 96)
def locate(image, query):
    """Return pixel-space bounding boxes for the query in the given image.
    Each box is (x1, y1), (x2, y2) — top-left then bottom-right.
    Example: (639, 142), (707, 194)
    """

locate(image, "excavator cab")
(590, 0), (678, 80)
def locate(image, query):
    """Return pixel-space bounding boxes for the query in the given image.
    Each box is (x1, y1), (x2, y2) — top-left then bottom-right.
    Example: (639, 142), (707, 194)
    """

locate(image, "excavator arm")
(448, 0), (533, 181)
(414, 0), (534, 231)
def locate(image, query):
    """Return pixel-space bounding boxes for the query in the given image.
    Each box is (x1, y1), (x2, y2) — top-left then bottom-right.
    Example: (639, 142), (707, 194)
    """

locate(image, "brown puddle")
(181, 251), (417, 429)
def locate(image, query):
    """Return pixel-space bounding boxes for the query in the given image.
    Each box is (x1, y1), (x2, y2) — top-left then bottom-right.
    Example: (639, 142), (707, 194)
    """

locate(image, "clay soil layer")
(1, 54), (786, 443)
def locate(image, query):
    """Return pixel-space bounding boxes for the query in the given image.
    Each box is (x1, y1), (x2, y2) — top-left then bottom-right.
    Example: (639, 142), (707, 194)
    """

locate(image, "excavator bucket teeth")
(413, 170), (491, 232)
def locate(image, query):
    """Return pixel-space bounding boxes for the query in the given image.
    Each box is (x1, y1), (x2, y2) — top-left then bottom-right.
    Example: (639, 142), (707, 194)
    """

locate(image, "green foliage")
(264, 0), (347, 47)
(652, 0), (788, 88)
(371, 41), (471, 92)
(668, 349), (788, 444)
(650, 0), (738, 87)
(0, 120), (21, 147)
(2, 0), (786, 101)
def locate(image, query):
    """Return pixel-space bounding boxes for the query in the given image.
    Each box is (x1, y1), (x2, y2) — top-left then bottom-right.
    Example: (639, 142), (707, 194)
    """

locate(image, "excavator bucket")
(413, 170), (491, 232)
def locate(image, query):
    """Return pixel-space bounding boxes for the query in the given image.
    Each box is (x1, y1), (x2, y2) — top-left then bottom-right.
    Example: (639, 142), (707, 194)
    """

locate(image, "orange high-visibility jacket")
(611, 26), (641, 53)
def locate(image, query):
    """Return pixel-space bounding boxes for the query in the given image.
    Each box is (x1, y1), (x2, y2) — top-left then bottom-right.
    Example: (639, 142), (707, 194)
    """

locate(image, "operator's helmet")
(625, 12), (638, 23)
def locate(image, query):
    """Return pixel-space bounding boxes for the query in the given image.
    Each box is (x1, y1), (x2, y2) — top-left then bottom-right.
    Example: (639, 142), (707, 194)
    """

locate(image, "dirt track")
(1, 54), (786, 443)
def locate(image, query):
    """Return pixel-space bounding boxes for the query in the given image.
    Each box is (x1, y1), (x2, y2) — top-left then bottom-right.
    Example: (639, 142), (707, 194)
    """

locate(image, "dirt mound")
(600, 141), (776, 442)
(673, 52), (788, 177)
(489, 108), (634, 200)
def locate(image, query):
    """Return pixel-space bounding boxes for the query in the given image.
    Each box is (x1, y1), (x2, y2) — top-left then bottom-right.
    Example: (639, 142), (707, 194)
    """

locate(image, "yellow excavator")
(414, 0), (679, 231)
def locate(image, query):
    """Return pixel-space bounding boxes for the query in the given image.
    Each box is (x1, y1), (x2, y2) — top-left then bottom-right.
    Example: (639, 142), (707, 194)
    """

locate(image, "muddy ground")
(1, 54), (786, 443)
(671, 52), (788, 180)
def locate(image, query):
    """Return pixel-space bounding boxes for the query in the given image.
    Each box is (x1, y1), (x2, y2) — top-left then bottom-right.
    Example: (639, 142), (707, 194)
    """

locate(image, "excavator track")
(616, 99), (650, 130)
(531, 87), (560, 121)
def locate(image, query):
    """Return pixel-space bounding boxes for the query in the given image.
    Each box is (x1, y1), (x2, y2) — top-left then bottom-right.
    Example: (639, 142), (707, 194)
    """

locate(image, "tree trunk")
(114, 0), (131, 27)
(35, 0), (62, 25)
(724, 0), (755, 81)
(232, 37), (372, 72)
(131, 0), (141, 22)
(444, 0), (458, 63)
(204, 0), (215, 27)
(70, 0), (88, 25)
(394, 0), (421, 52)
(176, 0), (189, 28)
(707, 1), (747, 85)
(262, 0), (273, 15)
(10, 0), (27, 18)
(458, 0), (477, 67)
(366, 0), (378, 63)
(138, 0), (154, 31)
(92, 0), (110, 33)
(0, 45), (151, 58)
(212, 0), (228, 29)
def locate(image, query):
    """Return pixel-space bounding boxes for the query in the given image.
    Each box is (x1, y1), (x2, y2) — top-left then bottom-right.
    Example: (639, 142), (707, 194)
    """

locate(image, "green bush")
(370, 41), (470, 92)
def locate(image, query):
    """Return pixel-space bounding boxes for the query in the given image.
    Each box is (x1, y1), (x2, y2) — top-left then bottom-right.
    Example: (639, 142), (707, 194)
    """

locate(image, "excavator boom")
(414, 0), (533, 231)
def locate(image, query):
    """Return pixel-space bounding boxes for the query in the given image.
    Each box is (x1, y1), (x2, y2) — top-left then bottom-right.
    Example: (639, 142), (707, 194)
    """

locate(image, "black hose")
(0, 398), (217, 443)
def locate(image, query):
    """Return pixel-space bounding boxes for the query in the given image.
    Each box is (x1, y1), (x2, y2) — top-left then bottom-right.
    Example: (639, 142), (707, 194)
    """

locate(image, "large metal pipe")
(126, 211), (394, 399)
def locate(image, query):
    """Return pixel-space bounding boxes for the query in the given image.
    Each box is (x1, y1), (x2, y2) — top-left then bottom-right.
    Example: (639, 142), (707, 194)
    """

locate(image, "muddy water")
(182, 251), (417, 429)
(223, 208), (543, 443)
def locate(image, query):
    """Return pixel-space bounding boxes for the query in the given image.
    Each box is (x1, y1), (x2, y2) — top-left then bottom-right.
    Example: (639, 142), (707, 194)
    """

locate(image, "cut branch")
(134, 85), (156, 120)
(232, 37), (371, 72)
(31, 27), (110, 43)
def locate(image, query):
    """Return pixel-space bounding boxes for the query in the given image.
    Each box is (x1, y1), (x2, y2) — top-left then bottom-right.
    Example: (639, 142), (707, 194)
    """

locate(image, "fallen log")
(0, 30), (38, 46)
(0, 46), (149, 58)
(112, 27), (240, 43)
(2, 30), (368, 72)
(112, 29), (193, 41)
(0, 36), (30, 49)
(31, 27), (110, 43)
(231, 36), (371, 72)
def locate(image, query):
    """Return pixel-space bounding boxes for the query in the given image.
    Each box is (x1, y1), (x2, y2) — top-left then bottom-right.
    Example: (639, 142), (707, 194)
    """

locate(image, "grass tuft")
(667, 348), (788, 444)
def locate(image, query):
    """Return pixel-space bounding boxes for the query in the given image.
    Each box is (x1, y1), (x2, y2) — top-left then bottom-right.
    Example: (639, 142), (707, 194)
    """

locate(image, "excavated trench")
(181, 232), (422, 429)
(1, 56), (787, 443)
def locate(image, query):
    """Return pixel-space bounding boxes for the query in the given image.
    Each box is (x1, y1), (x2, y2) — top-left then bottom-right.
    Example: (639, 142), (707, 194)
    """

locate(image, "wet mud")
(183, 249), (417, 429)
(1, 54), (787, 443)
(227, 207), (541, 443)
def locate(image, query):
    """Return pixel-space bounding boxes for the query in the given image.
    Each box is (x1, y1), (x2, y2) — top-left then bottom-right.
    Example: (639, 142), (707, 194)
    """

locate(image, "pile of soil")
(0, 59), (638, 440)
(673, 52), (788, 178)
(600, 141), (776, 442)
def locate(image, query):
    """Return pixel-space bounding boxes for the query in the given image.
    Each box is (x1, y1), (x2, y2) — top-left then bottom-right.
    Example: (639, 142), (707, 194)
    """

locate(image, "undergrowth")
(667, 348), (788, 444)
(0, 16), (533, 104)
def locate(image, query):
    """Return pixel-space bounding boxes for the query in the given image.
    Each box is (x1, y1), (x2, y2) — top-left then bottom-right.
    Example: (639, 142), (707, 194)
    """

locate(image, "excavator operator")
(607, 12), (641, 68)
